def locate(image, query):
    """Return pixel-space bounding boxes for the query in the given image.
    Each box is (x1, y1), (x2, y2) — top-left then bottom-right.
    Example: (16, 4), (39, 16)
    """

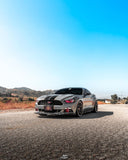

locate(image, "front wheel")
(76, 101), (83, 117)
(92, 101), (98, 113)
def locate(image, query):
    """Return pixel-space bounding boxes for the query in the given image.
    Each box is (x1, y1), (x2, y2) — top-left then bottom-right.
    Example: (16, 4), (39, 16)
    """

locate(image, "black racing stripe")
(44, 96), (52, 100)
(49, 96), (57, 101)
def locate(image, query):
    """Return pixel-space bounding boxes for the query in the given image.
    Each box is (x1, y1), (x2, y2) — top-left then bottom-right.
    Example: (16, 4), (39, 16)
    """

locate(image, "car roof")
(58, 87), (86, 90)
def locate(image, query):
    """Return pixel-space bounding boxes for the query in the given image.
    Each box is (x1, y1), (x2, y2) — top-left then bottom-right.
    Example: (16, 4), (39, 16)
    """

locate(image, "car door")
(83, 89), (93, 112)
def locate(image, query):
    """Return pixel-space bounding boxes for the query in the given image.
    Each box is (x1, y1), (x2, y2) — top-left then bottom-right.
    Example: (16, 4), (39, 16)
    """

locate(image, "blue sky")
(0, 0), (128, 98)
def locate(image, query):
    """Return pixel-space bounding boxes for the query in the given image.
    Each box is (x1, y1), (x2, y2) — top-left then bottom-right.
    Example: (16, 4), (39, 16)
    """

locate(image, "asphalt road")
(0, 104), (128, 160)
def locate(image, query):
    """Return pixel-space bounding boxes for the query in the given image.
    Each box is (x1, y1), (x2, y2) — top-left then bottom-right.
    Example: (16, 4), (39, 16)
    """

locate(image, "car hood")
(37, 94), (81, 101)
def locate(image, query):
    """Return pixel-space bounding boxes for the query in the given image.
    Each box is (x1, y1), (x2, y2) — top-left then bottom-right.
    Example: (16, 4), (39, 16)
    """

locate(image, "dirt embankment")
(0, 101), (35, 110)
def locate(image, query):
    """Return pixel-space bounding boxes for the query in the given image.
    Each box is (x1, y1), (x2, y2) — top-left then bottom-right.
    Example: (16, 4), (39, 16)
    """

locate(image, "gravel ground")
(0, 104), (128, 160)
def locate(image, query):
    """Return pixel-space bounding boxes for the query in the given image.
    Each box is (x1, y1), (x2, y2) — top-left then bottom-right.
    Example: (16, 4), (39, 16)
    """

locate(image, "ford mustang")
(35, 87), (98, 117)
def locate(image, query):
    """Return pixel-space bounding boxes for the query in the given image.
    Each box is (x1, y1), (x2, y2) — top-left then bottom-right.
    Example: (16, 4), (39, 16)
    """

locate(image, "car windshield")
(55, 88), (82, 95)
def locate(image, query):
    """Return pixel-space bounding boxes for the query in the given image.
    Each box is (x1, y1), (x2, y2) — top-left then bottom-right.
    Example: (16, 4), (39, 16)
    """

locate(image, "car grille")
(39, 109), (61, 113)
(38, 100), (63, 105)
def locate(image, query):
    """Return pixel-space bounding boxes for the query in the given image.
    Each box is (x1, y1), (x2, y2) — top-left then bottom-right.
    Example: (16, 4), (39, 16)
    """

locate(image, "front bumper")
(35, 99), (78, 116)
(35, 103), (77, 116)
(35, 110), (75, 116)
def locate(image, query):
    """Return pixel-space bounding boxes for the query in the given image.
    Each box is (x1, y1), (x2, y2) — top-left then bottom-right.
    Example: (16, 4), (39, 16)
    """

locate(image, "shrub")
(125, 100), (128, 104)
(28, 98), (35, 101)
(18, 97), (23, 102)
(2, 98), (10, 103)
(111, 100), (117, 104)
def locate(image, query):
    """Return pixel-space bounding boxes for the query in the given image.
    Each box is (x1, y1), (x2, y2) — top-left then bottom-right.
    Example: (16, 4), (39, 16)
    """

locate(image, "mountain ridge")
(0, 86), (54, 97)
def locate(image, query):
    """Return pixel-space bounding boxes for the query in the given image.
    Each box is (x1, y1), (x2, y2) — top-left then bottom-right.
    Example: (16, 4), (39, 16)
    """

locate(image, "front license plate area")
(44, 106), (53, 111)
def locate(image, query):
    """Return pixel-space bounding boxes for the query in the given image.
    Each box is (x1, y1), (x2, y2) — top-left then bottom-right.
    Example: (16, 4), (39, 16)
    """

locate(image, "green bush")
(18, 97), (23, 102)
(2, 98), (10, 103)
(125, 100), (128, 104)
(28, 98), (35, 101)
(111, 100), (117, 104)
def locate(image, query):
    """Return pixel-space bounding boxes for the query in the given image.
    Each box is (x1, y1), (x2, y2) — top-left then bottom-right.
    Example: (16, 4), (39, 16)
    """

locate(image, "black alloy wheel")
(92, 101), (98, 113)
(76, 101), (83, 117)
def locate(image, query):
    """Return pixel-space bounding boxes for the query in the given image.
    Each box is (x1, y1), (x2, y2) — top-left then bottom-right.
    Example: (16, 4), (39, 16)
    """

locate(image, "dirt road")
(0, 104), (128, 160)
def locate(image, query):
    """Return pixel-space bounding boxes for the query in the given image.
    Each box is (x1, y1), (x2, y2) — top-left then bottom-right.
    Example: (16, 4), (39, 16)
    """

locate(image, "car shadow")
(38, 111), (113, 119)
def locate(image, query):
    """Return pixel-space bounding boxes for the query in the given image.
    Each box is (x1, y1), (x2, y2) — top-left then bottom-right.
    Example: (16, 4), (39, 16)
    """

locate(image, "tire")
(92, 101), (98, 113)
(76, 101), (83, 117)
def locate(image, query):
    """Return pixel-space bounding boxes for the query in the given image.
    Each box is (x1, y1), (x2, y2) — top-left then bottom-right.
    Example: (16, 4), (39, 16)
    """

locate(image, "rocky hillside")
(0, 86), (55, 97)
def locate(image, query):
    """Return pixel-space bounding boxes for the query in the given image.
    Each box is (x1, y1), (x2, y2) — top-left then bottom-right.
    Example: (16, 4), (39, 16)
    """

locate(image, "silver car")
(35, 87), (98, 117)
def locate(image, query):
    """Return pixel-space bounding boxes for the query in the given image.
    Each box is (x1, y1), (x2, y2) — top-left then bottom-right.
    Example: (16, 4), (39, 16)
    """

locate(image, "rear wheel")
(92, 101), (98, 113)
(76, 101), (83, 117)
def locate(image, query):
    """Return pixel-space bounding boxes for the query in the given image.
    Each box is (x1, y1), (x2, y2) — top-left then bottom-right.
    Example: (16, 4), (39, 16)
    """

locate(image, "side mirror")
(84, 93), (87, 97)
(84, 93), (90, 97)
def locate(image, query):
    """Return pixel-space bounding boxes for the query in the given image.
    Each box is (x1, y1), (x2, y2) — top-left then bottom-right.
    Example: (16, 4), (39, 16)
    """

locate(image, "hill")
(0, 86), (54, 97)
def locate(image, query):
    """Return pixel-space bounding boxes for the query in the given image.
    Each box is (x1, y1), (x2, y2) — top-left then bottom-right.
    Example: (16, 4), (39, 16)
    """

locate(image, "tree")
(118, 97), (121, 101)
(111, 94), (118, 100)
(111, 94), (118, 104)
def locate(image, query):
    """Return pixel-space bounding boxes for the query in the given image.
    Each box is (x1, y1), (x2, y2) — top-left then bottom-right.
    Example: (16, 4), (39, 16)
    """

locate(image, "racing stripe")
(44, 96), (52, 100)
(49, 95), (57, 101)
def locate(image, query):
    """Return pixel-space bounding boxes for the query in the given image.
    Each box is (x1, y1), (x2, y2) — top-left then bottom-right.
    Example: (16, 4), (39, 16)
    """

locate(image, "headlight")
(36, 99), (40, 104)
(64, 98), (75, 103)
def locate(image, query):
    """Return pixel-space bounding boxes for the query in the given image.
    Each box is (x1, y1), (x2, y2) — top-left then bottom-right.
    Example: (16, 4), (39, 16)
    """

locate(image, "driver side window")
(84, 89), (91, 97)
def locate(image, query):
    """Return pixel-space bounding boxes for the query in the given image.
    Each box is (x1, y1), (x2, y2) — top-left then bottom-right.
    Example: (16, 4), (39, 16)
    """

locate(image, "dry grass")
(0, 101), (35, 110)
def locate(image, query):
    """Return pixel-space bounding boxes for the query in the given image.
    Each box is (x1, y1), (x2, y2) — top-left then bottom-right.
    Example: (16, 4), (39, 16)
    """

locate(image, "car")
(35, 87), (98, 117)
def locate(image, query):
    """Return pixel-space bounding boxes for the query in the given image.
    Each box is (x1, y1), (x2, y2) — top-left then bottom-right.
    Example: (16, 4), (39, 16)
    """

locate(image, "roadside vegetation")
(0, 97), (36, 110)
(111, 94), (128, 104)
(97, 94), (128, 105)
(0, 86), (54, 110)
